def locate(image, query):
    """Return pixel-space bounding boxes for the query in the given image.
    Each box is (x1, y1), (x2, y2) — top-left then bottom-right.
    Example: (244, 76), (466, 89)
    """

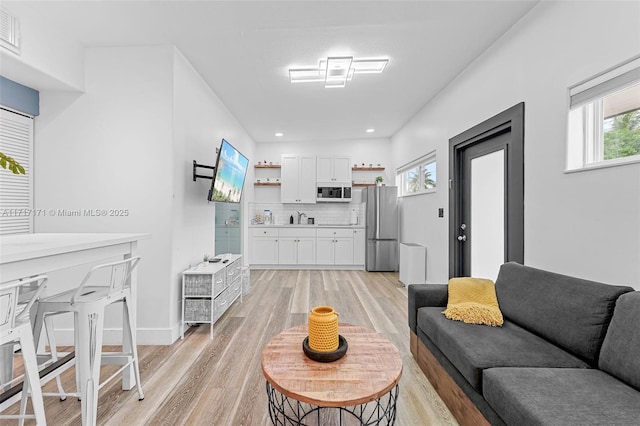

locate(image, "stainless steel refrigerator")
(364, 186), (398, 271)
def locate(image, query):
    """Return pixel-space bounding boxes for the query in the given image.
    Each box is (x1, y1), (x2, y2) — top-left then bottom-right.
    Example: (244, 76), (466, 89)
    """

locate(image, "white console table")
(181, 254), (243, 339)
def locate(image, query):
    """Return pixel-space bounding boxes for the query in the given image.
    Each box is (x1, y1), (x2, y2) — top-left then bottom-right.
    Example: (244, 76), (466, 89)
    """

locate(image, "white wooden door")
(333, 156), (352, 183)
(278, 238), (298, 264)
(316, 156), (333, 182)
(315, 238), (333, 264)
(297, 238), (316, 264)
(334, 238), (354, 265)
(280, 155), (300, 203)
(251, 238), (278, 264)
(298, 156), (317, 203)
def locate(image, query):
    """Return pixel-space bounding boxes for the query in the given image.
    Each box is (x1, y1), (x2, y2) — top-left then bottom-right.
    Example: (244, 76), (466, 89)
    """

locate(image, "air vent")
(0, 8), (21, 54)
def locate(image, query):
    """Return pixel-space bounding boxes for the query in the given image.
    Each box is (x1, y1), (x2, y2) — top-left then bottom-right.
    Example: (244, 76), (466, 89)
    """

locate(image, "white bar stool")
(31, 257), (144, 426)
(0, 275), (48, 426)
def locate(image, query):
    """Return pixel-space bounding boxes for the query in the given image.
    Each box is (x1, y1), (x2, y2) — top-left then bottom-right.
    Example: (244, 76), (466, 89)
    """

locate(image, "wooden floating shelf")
(353, 183), (377, 187)
(255, 164), (281, 168)
(352, 167), (385, 171)
(254, 182), (281, 186)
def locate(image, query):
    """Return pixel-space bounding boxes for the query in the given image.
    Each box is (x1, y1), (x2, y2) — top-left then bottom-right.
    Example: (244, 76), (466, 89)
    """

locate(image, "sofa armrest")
(408, 284), (448, 333)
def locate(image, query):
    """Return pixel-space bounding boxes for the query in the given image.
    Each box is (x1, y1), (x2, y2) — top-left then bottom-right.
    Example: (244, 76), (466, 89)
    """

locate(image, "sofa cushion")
(599, 291), (640, 391)
(494, 262), (634, 364)
(417, 307), (589, 392)
(484, 367), (640, 426)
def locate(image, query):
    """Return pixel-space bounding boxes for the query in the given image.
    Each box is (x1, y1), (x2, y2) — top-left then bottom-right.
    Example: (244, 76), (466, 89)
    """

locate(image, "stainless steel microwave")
(316, 184), (352, 202)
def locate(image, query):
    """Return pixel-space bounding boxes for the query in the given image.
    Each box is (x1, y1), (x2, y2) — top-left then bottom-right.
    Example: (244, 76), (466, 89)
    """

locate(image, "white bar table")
(0, 232), (149, 425)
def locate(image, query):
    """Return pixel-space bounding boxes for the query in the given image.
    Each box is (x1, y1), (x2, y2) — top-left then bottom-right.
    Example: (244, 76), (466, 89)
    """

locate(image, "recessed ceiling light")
(275, 132), (284, 137)
(366, 128), (375, 133)
(290, 56), (389, 88)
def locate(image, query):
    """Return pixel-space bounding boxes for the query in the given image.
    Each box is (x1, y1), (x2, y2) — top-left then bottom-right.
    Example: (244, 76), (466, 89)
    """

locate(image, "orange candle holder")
(308, 306), (339, 352)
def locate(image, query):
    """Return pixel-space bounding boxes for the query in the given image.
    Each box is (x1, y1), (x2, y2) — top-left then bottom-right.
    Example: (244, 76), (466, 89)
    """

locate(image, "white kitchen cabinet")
(315, 238), (333, 264)
(281, 155), (317, 203)
(316, 228), (354, 265)
(278, 227), (316, 264)
(353, 228), (366, 265)
(316, 156), (352, 183)
(333, 238), (354, 265)
(250, 227), (279, 265)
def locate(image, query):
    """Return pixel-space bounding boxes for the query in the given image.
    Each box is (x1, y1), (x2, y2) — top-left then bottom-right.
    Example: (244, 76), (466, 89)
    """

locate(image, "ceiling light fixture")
(289, 56), (389, 88)
(366, 128), (375, 133)
(275, 132), (284, 137)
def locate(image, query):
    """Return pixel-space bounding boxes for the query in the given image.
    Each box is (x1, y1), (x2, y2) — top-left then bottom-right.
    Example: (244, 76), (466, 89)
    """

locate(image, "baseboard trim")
(249, 264), (365, 271)
(410, 330), (490, 426)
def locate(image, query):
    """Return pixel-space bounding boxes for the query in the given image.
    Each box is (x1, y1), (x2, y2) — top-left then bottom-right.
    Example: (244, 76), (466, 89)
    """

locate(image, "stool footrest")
(0, 352), (74, 407)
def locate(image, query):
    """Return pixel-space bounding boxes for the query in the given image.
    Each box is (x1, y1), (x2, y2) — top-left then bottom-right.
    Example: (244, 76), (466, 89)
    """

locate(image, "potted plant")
(375, 176), (383, 186)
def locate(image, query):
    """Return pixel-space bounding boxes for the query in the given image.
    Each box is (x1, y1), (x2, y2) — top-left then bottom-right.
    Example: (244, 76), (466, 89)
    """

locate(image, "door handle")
(457, 235), (467, 242)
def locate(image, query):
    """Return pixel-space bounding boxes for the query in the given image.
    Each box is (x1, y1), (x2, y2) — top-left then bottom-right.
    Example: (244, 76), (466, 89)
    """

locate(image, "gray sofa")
(408, 262), (640, 425)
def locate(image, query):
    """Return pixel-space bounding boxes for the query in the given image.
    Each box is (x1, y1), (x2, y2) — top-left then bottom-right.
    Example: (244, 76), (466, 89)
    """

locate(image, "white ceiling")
(3, 1), (539, 143)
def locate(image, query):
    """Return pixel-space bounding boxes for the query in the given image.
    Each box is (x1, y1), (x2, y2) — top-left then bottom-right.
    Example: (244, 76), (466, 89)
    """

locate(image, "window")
(567, 57), (640, 171)
(397, 152), (436, 196)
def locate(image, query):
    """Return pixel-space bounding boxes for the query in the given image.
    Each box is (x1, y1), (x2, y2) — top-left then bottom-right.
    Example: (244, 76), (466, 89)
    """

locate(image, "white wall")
(35, 45), (256, 344)
(35, 46), (175, 343)
(392, 1), (640, 288)
(1, 3), (84, 91)
(171, 48), (255, 340)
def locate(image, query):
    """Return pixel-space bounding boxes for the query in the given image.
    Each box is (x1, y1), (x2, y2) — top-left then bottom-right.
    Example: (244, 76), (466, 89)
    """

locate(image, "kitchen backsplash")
(250, 202), (365, 226)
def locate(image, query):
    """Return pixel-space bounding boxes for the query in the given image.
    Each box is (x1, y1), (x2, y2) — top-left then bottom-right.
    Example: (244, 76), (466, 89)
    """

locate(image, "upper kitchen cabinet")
(281, 155), (317, 204)
(316, 156), (352, 183)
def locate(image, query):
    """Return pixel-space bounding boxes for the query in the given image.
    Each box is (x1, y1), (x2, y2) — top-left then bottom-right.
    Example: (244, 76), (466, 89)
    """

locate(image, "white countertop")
(183, 254), (242, 274)
(249, 224), (364, 229)
(0, 232), (150, 264)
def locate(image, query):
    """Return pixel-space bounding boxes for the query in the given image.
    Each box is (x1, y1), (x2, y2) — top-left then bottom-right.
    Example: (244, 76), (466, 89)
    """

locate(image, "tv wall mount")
(193, 160), (215, 182)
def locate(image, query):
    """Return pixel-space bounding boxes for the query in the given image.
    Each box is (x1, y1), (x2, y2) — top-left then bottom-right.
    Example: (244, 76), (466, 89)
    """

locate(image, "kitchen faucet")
(297, 211), (307, 224)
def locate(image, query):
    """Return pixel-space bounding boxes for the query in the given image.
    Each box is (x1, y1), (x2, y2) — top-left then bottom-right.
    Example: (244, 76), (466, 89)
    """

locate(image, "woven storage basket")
(184, 298), (211, 322)
(308, 306), (339, 352)
(184, 274), (212, 296)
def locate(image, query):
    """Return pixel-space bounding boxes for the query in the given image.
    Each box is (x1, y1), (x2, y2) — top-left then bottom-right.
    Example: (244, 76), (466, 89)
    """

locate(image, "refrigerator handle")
(375, 187), (380, 239)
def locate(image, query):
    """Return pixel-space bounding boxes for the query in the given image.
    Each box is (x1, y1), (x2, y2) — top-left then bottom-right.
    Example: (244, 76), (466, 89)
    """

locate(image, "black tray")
(302, 335), (348, 362)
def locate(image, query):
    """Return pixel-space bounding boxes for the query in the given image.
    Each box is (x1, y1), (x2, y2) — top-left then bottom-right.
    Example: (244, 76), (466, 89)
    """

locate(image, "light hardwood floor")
(7, 269), (457, 425)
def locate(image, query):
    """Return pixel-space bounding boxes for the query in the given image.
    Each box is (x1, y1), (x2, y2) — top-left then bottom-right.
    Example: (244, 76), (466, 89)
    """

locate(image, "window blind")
(0, 107), (33, 234)
(569, 57), (640, 109)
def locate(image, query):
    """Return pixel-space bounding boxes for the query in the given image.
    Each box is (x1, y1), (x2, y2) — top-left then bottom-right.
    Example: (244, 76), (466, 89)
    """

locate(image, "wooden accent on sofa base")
(410, 331), (490, 426)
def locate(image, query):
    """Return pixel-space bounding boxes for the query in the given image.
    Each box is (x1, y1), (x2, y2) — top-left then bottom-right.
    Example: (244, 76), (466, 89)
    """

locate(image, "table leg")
(265, 381), (399, 425)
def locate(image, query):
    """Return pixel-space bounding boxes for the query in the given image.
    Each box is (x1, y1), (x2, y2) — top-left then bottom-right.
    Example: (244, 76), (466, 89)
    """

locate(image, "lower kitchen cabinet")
(316, 228), (354, 265)
(278, 227), (316, 265)
(251, 228), (279, 264)
(249, 226), (365, 269)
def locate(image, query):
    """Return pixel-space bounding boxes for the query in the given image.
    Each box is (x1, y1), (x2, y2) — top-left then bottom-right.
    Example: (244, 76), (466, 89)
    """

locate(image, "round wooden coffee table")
(261, 323), (403, 425)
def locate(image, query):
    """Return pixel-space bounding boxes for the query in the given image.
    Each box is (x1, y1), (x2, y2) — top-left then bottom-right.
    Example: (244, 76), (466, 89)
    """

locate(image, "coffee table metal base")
(266, 381), (399, 426)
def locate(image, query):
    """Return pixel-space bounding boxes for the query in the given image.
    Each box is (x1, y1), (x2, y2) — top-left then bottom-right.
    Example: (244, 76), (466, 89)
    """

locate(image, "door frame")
(448, 102), (525, 278)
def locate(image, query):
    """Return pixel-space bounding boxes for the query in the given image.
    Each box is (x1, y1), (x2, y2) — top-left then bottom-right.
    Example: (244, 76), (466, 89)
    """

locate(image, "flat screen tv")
(208, 139), (249, 203)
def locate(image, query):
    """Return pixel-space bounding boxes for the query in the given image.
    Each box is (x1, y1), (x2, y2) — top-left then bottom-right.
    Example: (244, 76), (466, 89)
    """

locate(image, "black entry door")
(449, 103), (525, 279)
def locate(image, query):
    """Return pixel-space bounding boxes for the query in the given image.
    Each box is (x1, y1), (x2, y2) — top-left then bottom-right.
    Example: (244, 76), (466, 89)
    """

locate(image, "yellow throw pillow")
(443, 277), (504, 326)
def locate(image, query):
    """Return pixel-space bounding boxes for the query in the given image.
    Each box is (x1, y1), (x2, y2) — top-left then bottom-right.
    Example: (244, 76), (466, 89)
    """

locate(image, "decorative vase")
(308, 306), (339, 352)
